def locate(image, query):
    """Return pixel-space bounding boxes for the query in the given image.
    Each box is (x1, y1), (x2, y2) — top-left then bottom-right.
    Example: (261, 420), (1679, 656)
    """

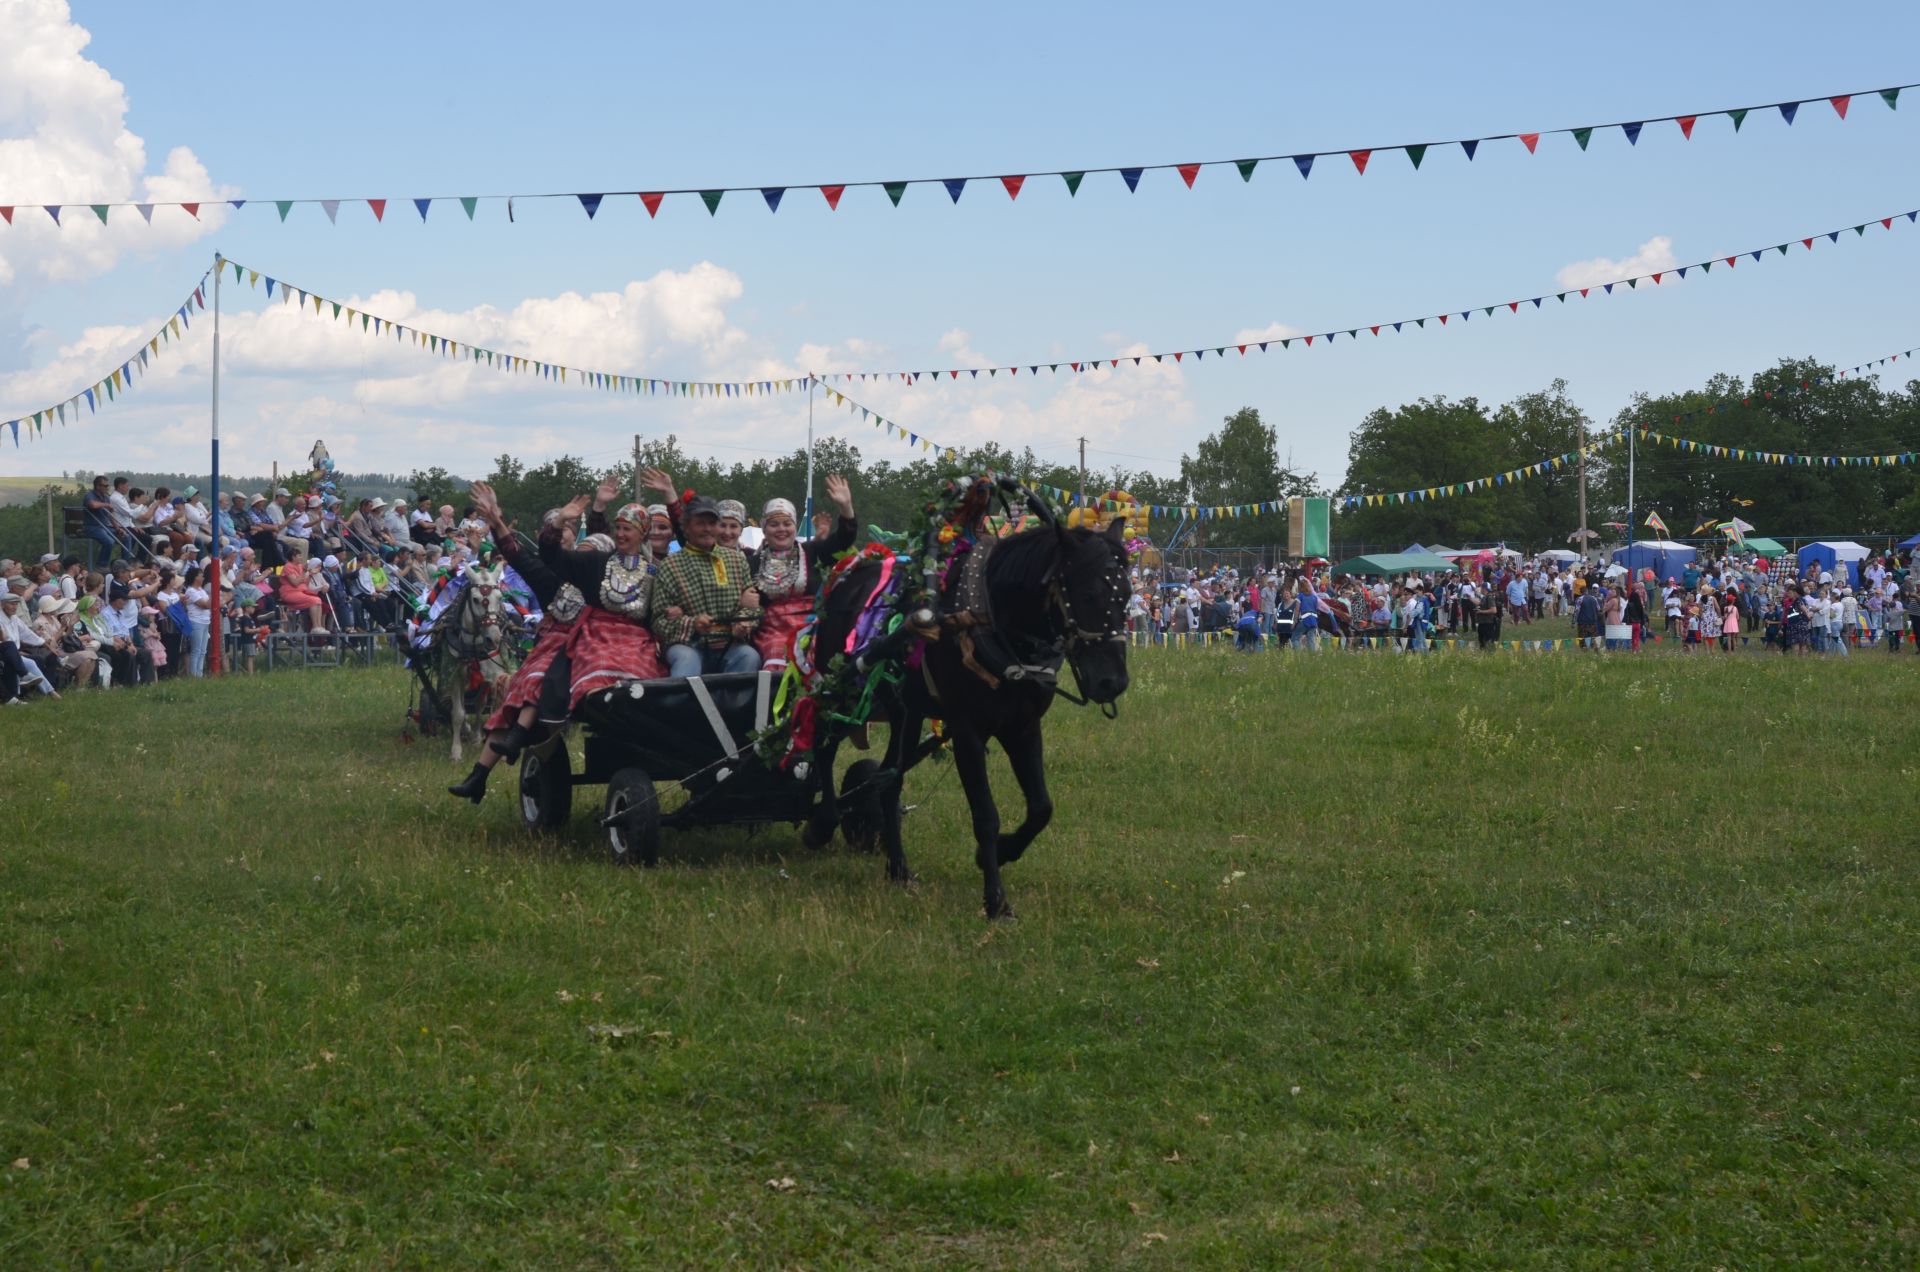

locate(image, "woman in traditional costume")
(752, 473), (857, 667)
(449, 483), (589, 802)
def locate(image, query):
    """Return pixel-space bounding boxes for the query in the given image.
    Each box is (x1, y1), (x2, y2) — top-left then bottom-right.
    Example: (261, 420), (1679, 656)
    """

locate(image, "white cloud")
(0, 0), (231, 287)
(1554, 235), (1678, 291)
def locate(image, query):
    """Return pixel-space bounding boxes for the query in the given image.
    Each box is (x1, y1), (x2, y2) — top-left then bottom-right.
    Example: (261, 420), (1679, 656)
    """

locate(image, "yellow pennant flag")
(312, 294), (323, 314)
(248, 270), (259, 287)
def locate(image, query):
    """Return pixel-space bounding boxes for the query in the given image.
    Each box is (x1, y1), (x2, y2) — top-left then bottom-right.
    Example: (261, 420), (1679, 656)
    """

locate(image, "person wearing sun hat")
(245, 492), (283, 566)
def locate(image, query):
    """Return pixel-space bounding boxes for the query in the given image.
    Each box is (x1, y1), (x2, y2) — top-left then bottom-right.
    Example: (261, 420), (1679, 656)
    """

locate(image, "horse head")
(462, 565), (505, 639)
(1054, 516), (1132, 708)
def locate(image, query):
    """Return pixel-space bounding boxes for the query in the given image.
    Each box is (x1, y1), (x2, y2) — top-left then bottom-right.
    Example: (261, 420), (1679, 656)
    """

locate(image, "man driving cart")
(653, 494), (764, 677)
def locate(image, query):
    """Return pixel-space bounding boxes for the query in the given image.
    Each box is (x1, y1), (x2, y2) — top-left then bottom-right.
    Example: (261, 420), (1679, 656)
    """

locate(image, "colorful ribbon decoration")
(4, 84), (1906, 227)
(818, 205), (1920, 385)
(218, 257), (808, 400)
(5, 272), (212, 447)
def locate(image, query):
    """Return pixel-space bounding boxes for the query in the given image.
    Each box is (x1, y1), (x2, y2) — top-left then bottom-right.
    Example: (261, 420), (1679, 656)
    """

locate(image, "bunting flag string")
(819, 203), (1920, 385)
(4, 82), (1908, 228)
(219, 257), (810, 400)
(4, 271), (212, 447)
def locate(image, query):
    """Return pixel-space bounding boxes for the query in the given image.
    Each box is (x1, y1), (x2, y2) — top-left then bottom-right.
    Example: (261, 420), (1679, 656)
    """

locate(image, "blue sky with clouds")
(3, 0), (1917, 489)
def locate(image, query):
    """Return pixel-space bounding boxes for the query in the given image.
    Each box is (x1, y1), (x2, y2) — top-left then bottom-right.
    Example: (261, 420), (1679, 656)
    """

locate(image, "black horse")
(805, 488), (1131, 918)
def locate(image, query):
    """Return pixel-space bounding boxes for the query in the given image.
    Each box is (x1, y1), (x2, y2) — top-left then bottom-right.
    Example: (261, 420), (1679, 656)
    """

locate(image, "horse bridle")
(1044, 538), (1128, 718)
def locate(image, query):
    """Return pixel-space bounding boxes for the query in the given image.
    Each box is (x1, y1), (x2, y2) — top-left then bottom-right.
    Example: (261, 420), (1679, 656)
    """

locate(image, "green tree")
(1178, 407), (1322, 549)
(405, 465), (463, 511)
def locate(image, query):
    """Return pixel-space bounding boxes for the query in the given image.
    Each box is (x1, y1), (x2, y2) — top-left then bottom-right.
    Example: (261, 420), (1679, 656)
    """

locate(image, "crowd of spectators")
(0, 472), (505, 705)
(1127, 549), (1920, 655)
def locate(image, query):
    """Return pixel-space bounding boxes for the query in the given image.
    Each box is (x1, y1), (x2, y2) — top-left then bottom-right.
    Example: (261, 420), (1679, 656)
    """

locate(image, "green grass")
(2, 648), (1917, 1267)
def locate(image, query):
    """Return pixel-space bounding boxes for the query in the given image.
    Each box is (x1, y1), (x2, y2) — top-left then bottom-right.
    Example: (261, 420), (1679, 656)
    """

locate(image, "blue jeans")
(665, 642), (762, 677)
(84, 524), (126, 567)
(187, 623), (209, 677)
(1830, 625), (1848, 655)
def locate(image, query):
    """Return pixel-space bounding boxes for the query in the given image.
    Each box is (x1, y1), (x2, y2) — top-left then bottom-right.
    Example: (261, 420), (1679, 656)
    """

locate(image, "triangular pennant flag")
(820, 184), (845, 210)
(760, 187), (785, 213)
(999, 174), (1024, 200)
(577, 193), (604, 219)
(459, 196), (478, 220)
(1779, 101), (1799, 125)
(90, 204), (108, 224)
(1677, 115), (1698, 139)
(1830, 95), (1850, 119)
(1061, 171), (1085, 196)
(320, 199), (340, 223)
(1348, 149), (1371, 174)
(942, 178), (965, 203)
(1881, 88), (1900, 110)
(1120, 167), (1143, 192)
(1572, 127), (1592, 150)
(883, 182), (907, 206)
(1460, 139), (1479, 160)
(1292, 154), (1314, 179)
(1176, 163), (1200, 188)
(180, 202), (199, 219)
(263, 277), (275, 297)
(43, 205), (60, 224)
(414, 198), (431, 221)
(1234, 159), (1257, 181)
(0, 207), (11, 224)
(699, 190), (724, 215)
(1622, 121), (1643, 145)
(367, 198), (386, 221)
(639, 192), (664, 217)
(1518, 132), (1540, 153)
(275, 200), (293, 221)
(1405, 144), (1426, 169)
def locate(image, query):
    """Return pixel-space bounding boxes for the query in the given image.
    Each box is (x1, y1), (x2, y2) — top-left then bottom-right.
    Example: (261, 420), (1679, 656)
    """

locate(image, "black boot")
(448, 763), (490, 804)
(488, 723), (532, 766)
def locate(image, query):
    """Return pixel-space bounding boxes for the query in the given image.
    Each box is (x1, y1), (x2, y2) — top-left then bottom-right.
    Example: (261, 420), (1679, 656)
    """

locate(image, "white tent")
(1810, 540), (1870, 562)
(1538, 549), (1582, 563)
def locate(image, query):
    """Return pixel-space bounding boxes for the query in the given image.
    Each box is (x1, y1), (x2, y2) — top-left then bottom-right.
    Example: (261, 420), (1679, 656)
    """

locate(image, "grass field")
(2, 648), (1917, 1267)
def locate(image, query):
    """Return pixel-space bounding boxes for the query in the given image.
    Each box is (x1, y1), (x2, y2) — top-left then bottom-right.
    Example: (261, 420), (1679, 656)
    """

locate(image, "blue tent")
(1796, 541), (1869, 587)
(1612, 539), (1697, 581)
(1898, 533), (1920, 550)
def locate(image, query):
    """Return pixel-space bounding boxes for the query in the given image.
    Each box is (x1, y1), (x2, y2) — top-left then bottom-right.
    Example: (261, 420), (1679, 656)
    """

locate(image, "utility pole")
(632, 433), (642, 506)
(1576, 417), (1590, 560)
(209, 251), (224, 674)
(43, 484), (56, 555)
(1077, 436), (1087, 511)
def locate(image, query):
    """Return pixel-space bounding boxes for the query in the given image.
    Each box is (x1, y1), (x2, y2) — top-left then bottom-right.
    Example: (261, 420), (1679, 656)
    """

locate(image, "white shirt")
(410, 509), (434, 527)
(184, 501), (210, 531)
(151, 503), (177, 529)
(184, 585), (212, 625)
(0, 606), (37, 645)
(108, 490), (137, 529)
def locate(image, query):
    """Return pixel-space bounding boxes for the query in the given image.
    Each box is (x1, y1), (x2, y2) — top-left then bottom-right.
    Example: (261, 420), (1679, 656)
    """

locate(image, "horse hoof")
(984, 900), (1016, 921)
(887, 867), (918, 888)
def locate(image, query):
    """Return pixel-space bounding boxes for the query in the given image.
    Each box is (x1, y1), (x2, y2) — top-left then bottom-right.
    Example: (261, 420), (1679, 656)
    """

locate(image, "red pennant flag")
(1677, 115), (1697, 139)
(1883, 217), (1894, 229)
(820, 185), (845, 210)
(1724, 256), (1736, 267)
(368, 198), (386, 221)
(1508, 301), (1519, 313)
(1173, 352), (1184, 362)
(1369, 325), (1380, 336)
(1437, 315), (1447, 325)
(1177, 163), (1201, 188)
(1071, 362), (1080, 371)
(1304, 335), (1314, 345)
(1000, 174), (1025, 200)
(950, 370), (959, 379)
(1348, 149), (1371, 174)
(1802, 238), (1813, 249)
(0, 207), (11, 224)
(1236, 344), (1246, 355)
(639, 192), (664, 218)
(1830, 95), (1851, 119)
(1650, 272), (1662, 284)
(1579, 287), (1590, 297)
(181, 202), (200, 219)
(1518, 132), (1540, 153)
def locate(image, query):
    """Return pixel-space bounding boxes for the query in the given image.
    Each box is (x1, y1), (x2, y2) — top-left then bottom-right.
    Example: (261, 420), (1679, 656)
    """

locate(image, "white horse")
(445, 565), (514, 764)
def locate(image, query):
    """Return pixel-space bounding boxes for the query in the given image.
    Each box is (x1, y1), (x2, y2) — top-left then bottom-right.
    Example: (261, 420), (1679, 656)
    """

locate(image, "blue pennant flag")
(264, 277), (275, 297)
(414, 198), (432, 221)
(577, 193), (604, 219)
(1459, 139), (1478, 161)
(1779, 101), (1799, 125)
(229, 199), (246, 209)
(1120, 167), (1143, 191)
(1622, 121), (1643, 145)
(943, 178), (966, 203)
(1291, 155), (1314, 178)
(761, 187), (785, 212)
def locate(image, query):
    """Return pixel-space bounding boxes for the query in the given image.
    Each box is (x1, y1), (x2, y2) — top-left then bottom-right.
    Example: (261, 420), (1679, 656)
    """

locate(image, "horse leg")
(950, 726), (1010, 919)
(879, 707), (919, 885)
(994, 718), (1052, 867)
(801, 735), (842, 850)
(449, 665), (466, 765)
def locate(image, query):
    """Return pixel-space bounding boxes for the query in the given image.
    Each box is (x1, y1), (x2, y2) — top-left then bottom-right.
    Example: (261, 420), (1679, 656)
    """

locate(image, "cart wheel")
(840, 759), (884, 853)
(518, 737), (573, 832)
(604, 766), (661, 868)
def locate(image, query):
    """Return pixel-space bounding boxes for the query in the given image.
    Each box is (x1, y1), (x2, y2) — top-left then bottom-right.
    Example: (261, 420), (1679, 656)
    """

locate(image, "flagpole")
(803, 375), (816, 530)
(209, 252), (224, 675)
(1628, 426), (1636, 547)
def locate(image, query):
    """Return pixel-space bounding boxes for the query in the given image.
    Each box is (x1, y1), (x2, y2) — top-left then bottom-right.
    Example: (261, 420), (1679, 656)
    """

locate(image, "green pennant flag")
(233, 261), (242, 284)
(1572, 127), (1592, 150)
(1699, 260), (1711, 273)
(1482, 305), (1494, 317)
(1061, 171), (1084, 196)
(361, 313), (370, 331)
(884, 182), (907, 206)
(1728, 108), (1748, 131)
(275, 200), (293, 221)
(1882, 88), (1900, 110)
(460, 196), (478, 220)
(1415, 318), (1425, 328)
(90, 204), (108, 224)
(331, 302), (341, 319)
(1776, 243), (1788, 255)
(1855, 224), (1867, 235)
(1626, 278), (1636, 288)
(1556, 292), (1567, 302)
(1404, 144), (1425, 170)
(699, 190), (724, 216)
(1235, 159), (1258, 181)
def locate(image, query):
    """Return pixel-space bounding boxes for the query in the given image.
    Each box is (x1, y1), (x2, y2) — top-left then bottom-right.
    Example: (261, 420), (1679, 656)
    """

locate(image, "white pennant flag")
(320, 200), (340, 224)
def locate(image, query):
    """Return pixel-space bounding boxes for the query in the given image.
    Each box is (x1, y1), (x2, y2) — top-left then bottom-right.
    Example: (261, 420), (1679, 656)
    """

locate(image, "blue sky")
(3, 0), (1917, 493)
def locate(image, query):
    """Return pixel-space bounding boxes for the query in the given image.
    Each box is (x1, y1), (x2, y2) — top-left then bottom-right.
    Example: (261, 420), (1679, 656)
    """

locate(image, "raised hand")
(641, 467), (677, 499)
(824, 472), (853, 514)
(594, 476), (621, 510)
(468, 481), (501, 523)
(562, 493), (593, 519)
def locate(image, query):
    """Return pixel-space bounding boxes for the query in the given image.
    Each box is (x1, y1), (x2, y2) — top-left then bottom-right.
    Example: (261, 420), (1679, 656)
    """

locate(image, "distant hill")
(0, 477), (62, 508)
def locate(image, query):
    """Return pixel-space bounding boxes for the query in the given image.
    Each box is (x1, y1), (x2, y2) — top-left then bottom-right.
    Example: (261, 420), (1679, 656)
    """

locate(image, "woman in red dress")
(753, 473), (857, 667)
(278, 549), (326, 630)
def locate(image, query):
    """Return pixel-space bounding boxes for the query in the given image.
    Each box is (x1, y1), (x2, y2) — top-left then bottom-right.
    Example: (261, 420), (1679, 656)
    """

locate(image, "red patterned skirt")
(484, 616), (575, 731)
(564, 607), (665, 709)
(755, 594), (814, 665)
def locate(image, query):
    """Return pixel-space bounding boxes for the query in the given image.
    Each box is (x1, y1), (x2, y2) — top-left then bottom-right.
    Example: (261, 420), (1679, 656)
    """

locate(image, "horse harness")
(931, 535), (1125, 706)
